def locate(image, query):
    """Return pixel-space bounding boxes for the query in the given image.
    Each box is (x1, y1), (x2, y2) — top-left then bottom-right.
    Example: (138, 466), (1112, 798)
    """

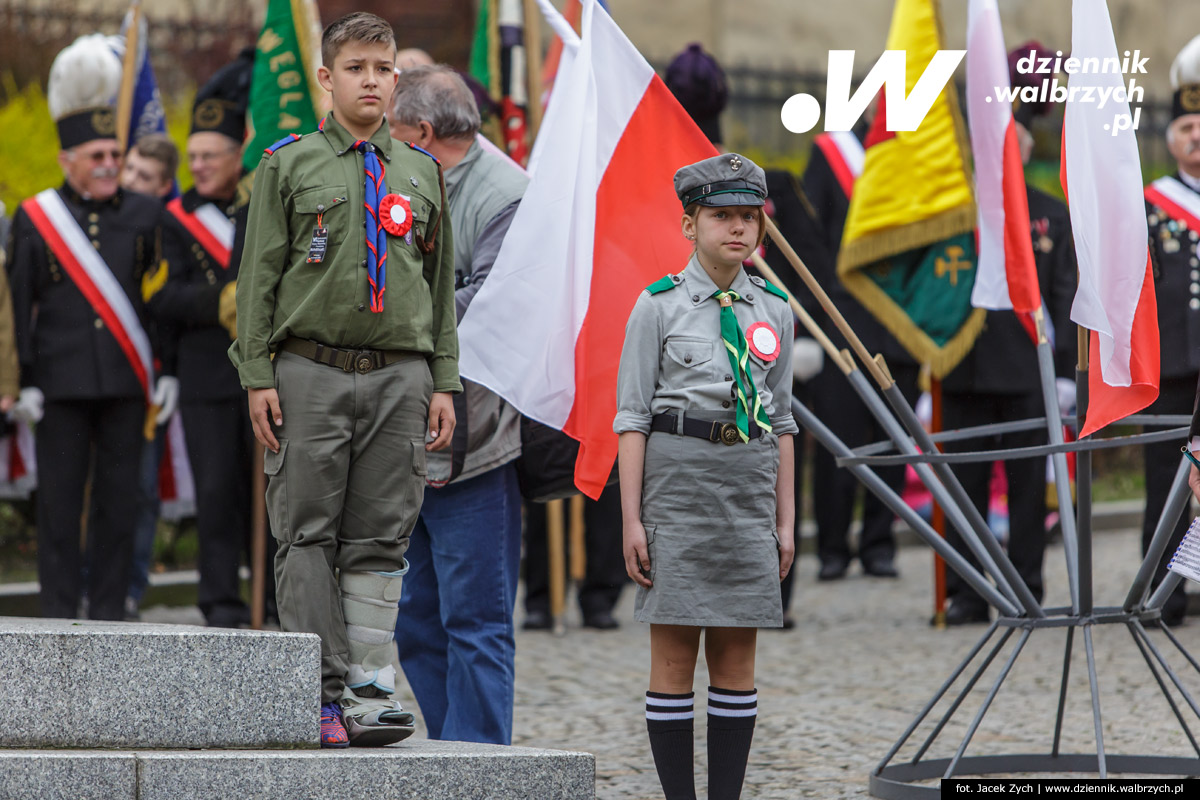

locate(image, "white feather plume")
(1171, 34), (1200, 90)
(48, 33), (122, 120)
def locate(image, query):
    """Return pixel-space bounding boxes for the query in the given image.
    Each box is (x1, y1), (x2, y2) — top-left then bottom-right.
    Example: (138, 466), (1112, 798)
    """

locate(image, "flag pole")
(931, 376), (947, 627)
(762, 220), (1045, 619)
(1034, 307), (1081, 614)
(764, 217), (892, 389)
(1075, 324), (1093, 615)
(751, 249), (1026, 612)
(115, 0), (142, 152)
(522, 0), (543, 142)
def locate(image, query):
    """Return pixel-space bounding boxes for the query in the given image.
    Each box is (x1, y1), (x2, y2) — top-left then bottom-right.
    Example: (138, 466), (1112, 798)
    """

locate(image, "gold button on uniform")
(91, 239), (101, 250)
(94, 318), (104, 329)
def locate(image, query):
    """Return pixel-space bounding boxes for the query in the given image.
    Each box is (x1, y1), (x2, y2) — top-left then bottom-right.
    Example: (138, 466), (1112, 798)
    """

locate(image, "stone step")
(0, 616), (319, 749)
(0, 741), (595, 800)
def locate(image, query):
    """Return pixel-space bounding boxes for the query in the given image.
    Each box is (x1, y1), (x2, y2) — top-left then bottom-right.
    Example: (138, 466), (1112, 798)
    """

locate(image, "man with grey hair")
(389, 64), (527, 744)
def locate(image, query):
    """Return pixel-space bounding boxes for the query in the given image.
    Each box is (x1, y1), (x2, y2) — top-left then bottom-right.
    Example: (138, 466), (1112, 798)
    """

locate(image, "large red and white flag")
(966, 0), (1038, 313)
(457, 0), (716, 498)
(1059, 0), (1158, 437)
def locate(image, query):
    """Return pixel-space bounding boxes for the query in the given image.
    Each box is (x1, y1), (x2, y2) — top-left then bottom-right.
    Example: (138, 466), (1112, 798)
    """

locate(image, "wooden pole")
(546, 499), (566, 635)
(522, 0), (543, 142)
(568, 494), (586, 582)
(764, 216), (893, 388)
(250, 442), (267, 630)
(115, 0), (141, 153)
(931, 377), (947, 627)
(749, 252), (852, 375)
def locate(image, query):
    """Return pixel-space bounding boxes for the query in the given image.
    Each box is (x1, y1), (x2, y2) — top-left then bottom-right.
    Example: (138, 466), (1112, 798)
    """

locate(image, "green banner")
(244, 0), (320, 170)
(844, 232), (986, 376)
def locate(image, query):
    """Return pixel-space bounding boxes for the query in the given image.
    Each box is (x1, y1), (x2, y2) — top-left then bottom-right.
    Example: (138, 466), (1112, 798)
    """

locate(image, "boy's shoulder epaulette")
(262, 134), (302, 157)
(749, 274), (789, 302)
(645, 274), (682, 295)
(404, 141), (441, 165)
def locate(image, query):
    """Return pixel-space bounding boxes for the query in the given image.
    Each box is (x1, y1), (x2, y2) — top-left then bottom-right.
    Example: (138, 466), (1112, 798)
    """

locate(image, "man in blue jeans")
(389, 65), (525, 744)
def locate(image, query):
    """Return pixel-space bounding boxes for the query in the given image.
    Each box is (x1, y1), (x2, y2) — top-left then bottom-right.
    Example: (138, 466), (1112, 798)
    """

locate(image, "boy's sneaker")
(320, 701), (349, 748)
(341, 694), (416, 747)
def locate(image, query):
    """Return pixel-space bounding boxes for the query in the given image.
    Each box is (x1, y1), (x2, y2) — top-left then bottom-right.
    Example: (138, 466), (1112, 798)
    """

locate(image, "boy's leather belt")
(650, 412), (761, 446)
(278, 338), (418, 374)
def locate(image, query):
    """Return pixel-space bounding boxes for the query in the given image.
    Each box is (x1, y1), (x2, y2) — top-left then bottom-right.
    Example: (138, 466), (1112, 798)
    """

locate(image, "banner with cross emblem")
(835, 0), (984, 378)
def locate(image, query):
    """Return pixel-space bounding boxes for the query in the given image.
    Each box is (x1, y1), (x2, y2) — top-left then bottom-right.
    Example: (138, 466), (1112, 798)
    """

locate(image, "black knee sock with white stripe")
(707, 686), (757, 800)
(645, 691), (696, 800)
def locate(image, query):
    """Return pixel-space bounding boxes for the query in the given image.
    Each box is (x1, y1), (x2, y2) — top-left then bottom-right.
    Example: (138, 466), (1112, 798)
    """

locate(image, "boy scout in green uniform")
(229, 12), (459, 748)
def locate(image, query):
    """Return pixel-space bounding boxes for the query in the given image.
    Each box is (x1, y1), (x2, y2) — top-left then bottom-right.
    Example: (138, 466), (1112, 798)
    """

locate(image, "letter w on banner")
(1060, 0), (1158, 437)
(457, 0), (717, 498)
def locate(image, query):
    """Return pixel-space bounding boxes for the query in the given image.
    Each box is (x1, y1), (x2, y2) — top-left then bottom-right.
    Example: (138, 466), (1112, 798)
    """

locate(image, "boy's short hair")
(132, 133), (179, 184)
(321, 12), (396, 66)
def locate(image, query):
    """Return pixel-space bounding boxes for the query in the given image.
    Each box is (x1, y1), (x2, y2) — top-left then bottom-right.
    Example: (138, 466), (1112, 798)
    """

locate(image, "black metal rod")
(1159, 622), (1200, 677)
(1051, 626), (1075, 758)
(791, 399), (1020, 616)
(1083, 626), (1106, 778)
(1125, 458), (1191, 611)
(878, 380), (1046, 618)
(839, 368), (1021, 608)
(1147, 572), (1186, 614)
(874, 622), (1001, 774)
(1132, 620), (1200, 721)
(1037, 337), (1080, 613)
(911, 628), (1017, 765)
(1126, 622), (1200, 757)
(1074, 363), (1093, 616)
(943, 628), (1034, 779)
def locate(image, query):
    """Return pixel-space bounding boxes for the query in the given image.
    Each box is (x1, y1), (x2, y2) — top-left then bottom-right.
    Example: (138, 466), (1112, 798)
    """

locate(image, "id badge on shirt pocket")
(293, 186), (347, 265)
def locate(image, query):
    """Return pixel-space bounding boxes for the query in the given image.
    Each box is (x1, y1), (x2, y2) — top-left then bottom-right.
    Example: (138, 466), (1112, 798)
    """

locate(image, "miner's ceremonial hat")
(191, 48), (254, 142)
(665, 43), (727, 145)
(48, 34), (122, 149)
(674, 153), (767, 209)
(1171, 35), (1200, 121)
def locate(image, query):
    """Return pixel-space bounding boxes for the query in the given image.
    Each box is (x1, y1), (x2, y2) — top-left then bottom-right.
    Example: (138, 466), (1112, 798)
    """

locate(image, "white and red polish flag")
(1060, 0), (1157, 437)
(966, 0), (1039, 315)
(457, 0), (716, 498)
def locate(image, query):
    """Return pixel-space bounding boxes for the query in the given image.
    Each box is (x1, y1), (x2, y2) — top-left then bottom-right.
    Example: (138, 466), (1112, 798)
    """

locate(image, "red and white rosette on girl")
(746, 322), (781, 361)
(380, 193), (413, 237)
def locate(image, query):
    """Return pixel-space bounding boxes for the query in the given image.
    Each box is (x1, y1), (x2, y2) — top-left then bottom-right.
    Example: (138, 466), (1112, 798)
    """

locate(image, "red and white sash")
(1145, 176), (1200, 231)
(21, 189), (154, 401)
(813, 131), (865, 199)
(166, 198), (235, 269)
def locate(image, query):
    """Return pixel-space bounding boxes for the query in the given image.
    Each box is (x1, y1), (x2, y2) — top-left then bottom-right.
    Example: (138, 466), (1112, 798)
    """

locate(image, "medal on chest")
(380, 193), (413, 238)
(745, 321), (781, 361)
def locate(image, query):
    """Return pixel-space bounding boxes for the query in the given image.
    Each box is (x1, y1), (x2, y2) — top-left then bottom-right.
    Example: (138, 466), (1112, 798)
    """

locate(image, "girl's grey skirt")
(635, 427), (783, 628)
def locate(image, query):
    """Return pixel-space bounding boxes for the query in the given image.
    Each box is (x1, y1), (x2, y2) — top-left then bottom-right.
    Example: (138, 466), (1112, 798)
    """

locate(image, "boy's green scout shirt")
(613, 256), (799, 437)
(229, 113), (461, 393)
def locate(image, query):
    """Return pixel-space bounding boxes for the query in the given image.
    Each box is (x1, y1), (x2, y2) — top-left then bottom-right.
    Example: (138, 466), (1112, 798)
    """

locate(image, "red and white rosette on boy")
(380, 193), (413, 238)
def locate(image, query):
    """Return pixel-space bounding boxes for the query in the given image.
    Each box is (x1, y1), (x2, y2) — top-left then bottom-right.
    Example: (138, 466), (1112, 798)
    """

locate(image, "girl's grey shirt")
(614, 256), (798, 437)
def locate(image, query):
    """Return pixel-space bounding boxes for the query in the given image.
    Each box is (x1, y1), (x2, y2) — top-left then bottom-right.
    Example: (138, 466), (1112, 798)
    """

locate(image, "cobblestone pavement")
(503, 530), (1200, 799)
(141, 528), (1200, 798)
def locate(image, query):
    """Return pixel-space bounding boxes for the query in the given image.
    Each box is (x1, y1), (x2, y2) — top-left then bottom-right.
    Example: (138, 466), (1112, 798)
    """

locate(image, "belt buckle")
(709, 421), (739, 446)
(354, 352), (374, 374)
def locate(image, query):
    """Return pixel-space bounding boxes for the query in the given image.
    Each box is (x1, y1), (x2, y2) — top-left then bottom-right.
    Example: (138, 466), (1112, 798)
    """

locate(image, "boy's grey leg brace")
(339, 564), (406, 694)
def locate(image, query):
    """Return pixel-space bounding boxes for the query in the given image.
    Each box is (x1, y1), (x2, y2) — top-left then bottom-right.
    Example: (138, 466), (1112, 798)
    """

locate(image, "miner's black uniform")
(6, 183), (165, 620)
(151, 187), (268, 627)
(801, 132), (920, 578)
(940, 186), (1077, 618)
(1145, 176), (1200, 625)
(759, 168), (830, 611)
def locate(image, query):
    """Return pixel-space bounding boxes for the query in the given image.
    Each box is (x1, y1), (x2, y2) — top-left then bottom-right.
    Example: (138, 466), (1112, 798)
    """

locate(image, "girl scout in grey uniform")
(615, 153), (797, 800)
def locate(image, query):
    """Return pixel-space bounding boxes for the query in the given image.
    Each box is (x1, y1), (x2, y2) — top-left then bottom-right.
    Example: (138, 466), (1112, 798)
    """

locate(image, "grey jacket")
(426, 140), (527, 484)
(614, 257), (798, 437)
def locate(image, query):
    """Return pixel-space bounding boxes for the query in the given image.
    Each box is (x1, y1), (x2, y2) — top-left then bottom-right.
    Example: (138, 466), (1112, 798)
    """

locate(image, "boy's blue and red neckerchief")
(354, 139), (388, 312)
